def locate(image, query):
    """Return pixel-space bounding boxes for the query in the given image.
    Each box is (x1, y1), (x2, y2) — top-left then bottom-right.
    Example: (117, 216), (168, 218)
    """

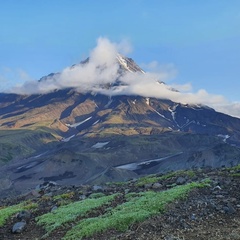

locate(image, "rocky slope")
(0, 165), (240, 240)
(1, 132), (240, 199)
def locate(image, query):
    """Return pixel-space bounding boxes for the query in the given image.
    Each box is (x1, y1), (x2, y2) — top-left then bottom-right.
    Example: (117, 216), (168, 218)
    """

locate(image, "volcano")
(0, 55), (240, 198)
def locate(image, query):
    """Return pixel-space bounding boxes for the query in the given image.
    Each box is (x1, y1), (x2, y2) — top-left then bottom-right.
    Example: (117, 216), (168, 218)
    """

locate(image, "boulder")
(12, 221), (26, 233)
(176, 177), (186, 185)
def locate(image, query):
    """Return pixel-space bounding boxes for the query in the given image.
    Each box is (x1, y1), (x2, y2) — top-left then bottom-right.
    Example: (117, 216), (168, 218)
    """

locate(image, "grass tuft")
(89, 192), (106, 199)
(0, 201), (38, 227)
(53, 192), (75, 201)
(136, 170), (196, 187)
(63, 181), (210, 239)
(36, 194), (118, 235)
(0, 204), (24, 227)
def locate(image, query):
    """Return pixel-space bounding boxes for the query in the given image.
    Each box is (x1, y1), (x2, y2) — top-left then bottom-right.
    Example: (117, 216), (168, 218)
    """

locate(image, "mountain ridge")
(0, 55), (240, 197)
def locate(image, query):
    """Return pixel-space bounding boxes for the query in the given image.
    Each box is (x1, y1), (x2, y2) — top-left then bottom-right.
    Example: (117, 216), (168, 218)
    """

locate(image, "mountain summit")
(37, 53), (145, 95)
(116, 54), (145, 73)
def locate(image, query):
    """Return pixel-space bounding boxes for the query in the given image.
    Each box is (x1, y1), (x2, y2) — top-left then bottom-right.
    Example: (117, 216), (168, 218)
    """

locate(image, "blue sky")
(0, 1), (240, 105)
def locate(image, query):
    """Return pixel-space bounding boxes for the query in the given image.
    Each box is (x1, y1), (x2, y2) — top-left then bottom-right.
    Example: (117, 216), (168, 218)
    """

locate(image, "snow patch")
(153, 109), (170, 121)
(217, 134), (230, 143)
(66, 117), (92, 128)
(179, 120), (195, 129)
(92, 120), (100, 125)
(116, 54), (145, 74)
(168, 105), (179, 127)
(115, 162), (138, 171)
(190, 107), (203, 111)
(104, 99), (113, 108)
(146, 98), (150, 105)
(116, 153), (183, 171)
(32, 152), (46, 159)
(168, 106), (176, 121)
(92, 141), (110, 149)
(61, 134), (75, 142)
(116, 54), (133, 73)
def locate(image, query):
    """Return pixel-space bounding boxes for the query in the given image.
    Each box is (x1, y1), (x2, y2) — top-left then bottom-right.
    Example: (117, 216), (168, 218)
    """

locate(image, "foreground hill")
(0, 165), (240, 239)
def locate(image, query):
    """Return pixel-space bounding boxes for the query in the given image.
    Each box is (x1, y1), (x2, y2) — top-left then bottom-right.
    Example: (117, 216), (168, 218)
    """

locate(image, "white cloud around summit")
(7, 37), (240, 118)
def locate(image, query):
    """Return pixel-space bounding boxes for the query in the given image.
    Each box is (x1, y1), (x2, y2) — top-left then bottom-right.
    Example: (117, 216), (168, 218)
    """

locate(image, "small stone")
(35, 184), (41, 191)
(12, 221), (26, 233)
(164, 235), (177, 240)
(152, 183), (162, 189)
(215, 195), (224, 199)
(223, 206), (229, 213)
(222, 203), (236, 214)
(176, 177), (186, 185)
(227, 203), (237, 214)
(144, 183), (153, 189)
(124, 189), (130, 194)
(16, 210), (31, 222)
(31, 189), (41, 197)
(79, 194), (87, 200)
(190, 213), (197, 221)
(213, 185), (222, 190)
(44, 192), (53, 197)
(92, 185), (103, 191)
(51, 206), (58, 212)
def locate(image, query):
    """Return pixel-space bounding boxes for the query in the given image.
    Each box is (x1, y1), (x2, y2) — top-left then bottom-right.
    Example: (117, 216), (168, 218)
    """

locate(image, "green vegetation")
(0, 204), (24, 227)
(135, 170), (196, 187)
(0, 151), (13, 163)
(0, 201), (38, 227)
(184, 170), (196, 178)
(135, 174), (163, 187)
(88, 192), (106, 199)
(36, 194), (118, 236)
(0, 128), (57, 163)
(226, 164), (240, 177)
(0, 169), (212, 240)
(23, 202), (38, 210)
(228, 164), (240, 171)
(63, 181), (209, 240)
(230, 173), (240, 177)
(125, 192), (141, 200)
(53, 192), (75, 200)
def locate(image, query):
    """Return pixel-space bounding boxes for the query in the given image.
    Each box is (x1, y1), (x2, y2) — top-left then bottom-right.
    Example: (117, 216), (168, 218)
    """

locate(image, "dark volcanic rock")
(12, 220), (26, 234)
(176, 176), (187, 185)
(16, 210), (31, 222)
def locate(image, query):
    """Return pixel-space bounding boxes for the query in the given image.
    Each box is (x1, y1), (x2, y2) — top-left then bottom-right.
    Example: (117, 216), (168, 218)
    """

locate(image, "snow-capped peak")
(116, 54), (145, 74)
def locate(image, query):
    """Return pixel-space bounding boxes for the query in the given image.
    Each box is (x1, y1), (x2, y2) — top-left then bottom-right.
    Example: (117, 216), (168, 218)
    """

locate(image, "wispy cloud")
(0, 67), (32, 91)
(214, 103), (240, 119)
(6, 37), (240, 118)
(10, 37), (126, 94)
